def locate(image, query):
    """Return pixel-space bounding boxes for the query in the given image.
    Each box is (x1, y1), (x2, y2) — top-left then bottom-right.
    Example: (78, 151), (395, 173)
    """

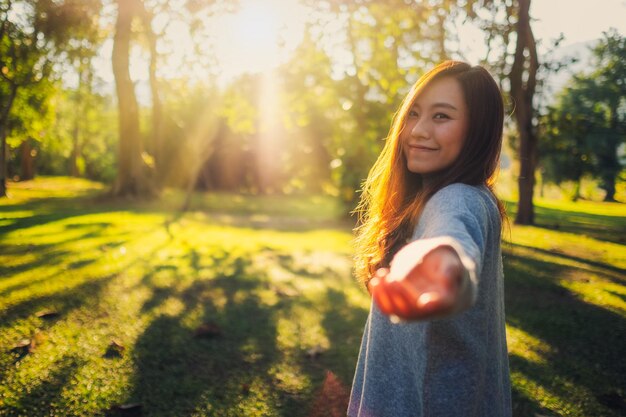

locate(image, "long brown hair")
(353, 61), (506, 286)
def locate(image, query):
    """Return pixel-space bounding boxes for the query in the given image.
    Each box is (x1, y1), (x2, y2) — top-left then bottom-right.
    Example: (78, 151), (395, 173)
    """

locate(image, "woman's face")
(401, 76), (469, 177)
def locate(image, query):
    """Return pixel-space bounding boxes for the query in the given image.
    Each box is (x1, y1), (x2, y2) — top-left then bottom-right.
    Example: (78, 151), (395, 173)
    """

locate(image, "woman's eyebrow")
(430, 102), (458, 111)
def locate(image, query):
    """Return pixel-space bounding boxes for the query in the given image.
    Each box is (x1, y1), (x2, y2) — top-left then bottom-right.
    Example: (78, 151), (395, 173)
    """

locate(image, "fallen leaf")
(193, 322), (222, 338)
(116, 403), (142, 410)
(11, 339), (31, 352)
(273, 286), (299, 298)
(36, 310), (60, 320)
(107, 402), (142, 415)
(10, 336), (39, 362)
(104, 339), (125, 358)
(11, 330), (46, 355)
(307, 370), (350, 417)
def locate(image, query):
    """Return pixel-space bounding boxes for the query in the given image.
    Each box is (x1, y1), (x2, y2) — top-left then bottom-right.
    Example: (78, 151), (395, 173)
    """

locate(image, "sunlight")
(210, 0), (307, 82)
(257, 68), (284, 192)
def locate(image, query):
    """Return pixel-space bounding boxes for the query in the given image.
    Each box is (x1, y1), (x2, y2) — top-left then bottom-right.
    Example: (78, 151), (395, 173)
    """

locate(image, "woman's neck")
(421, 172), (444, 188)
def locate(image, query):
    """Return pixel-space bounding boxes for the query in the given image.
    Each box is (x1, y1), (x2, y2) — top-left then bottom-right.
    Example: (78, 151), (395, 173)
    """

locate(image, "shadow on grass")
(318, 288), (368, 385)
(0, 196), (105, 236)
(1, 356), (84, 415)
(0, 247), (73, 285)
(505, 242), (625, 283)
(0, 232), (171, 386)
(107, 247), (366, 417)
(504, 200), (626, 245)
(117, 252), (279, 416)
(0, 273), (118, 331)
(504, 246), (626, 417)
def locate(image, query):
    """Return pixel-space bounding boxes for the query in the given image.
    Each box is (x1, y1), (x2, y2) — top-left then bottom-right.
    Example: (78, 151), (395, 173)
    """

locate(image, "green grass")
(1, 177), (625, 416)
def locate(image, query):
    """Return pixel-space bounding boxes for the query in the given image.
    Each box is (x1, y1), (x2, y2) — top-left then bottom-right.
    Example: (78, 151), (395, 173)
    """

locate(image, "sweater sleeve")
(389, 184), (493, 315)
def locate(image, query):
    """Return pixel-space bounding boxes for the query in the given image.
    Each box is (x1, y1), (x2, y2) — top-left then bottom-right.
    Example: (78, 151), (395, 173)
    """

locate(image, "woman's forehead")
(412, 77), (465, 109)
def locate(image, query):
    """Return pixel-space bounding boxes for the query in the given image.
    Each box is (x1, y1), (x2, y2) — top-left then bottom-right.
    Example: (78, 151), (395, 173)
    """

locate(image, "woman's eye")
(408, 110), (419, 118)
(433, 113), (450, 120)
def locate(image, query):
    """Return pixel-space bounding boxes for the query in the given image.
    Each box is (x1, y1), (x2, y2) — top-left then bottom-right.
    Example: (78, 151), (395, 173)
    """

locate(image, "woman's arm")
(369, 184), (494, 321)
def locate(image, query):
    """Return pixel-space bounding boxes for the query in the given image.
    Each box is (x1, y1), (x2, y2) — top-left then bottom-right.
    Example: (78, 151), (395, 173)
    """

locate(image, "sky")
(453, 0), (626, 63)
(532, 0), (626, 47)
(91, 0), (626, 98)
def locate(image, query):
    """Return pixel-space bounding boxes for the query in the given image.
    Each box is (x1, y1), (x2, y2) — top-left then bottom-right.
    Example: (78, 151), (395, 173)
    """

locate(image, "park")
(1, 0), (625, 416)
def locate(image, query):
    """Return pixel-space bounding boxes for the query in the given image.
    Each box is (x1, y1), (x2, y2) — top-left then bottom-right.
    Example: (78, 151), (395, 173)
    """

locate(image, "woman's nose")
(410, 117), (429, 139)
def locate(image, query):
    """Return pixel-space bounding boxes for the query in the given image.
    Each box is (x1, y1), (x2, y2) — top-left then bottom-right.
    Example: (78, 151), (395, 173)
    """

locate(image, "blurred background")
(1, 0), (624, 215)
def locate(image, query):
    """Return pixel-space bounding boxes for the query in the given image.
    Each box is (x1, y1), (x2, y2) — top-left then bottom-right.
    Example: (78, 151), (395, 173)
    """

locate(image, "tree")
(509, 0), (539, 223)
(279, 27), (338, 193)
(540, 31), (625, 202)
(456, 0), (540, 223)
(2, 75), (55, 180)
(62, 5), (103, 178)
(110, 0), (157, 198)
(0, 0), (101, 196)
(303, 0), (445, 207)
(539, 87), (598, 200)
(585, 30), (626, 201)
(0, 1), (52, 196)
(137, 0), (224, 197)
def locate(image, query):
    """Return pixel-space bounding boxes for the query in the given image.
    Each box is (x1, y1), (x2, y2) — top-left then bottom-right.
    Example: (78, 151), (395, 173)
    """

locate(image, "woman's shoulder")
(425, 183), (498, 219)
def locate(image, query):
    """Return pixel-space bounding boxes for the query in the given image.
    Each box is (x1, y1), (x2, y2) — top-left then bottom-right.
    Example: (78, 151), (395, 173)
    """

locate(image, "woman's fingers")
(415, 289), (454, 316)
(371, 278), (395, 315)
(372, 275), (413, 318)
(385, 281), (418, 318)
(371, 269), (457, 320)
(370, 268), (395, 314)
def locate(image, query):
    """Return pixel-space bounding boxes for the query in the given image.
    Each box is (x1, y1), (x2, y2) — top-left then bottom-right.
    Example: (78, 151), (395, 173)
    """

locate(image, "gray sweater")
(348, 183), (512, 417)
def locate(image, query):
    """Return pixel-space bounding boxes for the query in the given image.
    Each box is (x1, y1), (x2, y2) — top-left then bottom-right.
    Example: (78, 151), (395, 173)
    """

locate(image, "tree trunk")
(20, 139), (35, 180)
(140, 2), (163, 183)
(69, 65), (87, 177)
(0, 83), (18, 197)
(70, 115), (80, 176)
(601, 103), (620, 202)
(573, 177), (581, 202)
(111, 0), (155, 198)
(0, 138), (6, 197)
(601, 177), (616, 202)
(511, 0), (539, 225)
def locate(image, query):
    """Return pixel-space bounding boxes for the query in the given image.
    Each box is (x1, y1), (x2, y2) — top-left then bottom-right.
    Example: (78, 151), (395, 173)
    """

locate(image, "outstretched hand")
(368, 246), (464, 321)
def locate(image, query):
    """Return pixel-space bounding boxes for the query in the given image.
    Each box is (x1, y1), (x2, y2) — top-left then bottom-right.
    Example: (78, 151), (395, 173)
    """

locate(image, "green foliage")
(280, 1), (448, 205)
(540, 30), (626, 201)
(219, 75), (258, 135)
(37, 88), (118, 182)
(539, 85), (599, 187)
(3, 77), (56, 149)
(0, 0), (104, 192)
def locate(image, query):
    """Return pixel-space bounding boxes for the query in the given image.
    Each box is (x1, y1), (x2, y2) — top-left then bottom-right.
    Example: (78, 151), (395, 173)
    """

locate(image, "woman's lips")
(408, 145), (438, 151)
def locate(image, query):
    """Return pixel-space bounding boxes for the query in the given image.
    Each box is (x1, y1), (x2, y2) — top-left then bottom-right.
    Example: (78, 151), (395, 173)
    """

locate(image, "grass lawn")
(1, 177), (625, 416)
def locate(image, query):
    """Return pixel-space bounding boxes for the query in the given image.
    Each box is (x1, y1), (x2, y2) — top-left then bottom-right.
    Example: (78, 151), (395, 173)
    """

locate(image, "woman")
(348, 61), (512, 417)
